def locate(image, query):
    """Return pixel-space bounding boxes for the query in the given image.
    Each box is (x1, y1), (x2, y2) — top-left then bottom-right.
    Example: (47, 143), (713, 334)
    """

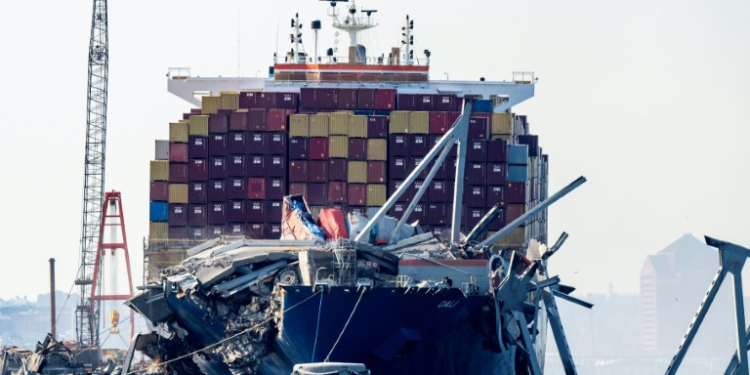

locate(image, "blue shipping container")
(150, 201), (169, 222)
(507, 144), (529, 165)
(508, 165), (528, 182)
(474, 100), (493, 113)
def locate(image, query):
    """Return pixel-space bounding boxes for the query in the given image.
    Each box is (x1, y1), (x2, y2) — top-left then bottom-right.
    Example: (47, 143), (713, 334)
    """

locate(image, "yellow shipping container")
(329, 136), (349, 158)
(219, 91), (240, 110)
(367, 139), (387, 160)
(149, 222), (169, 241)
(309, 114), (330, 137)
(347, 161), (368, 183)
(169, 184), (189, 204)
(492, 113), (513, 135)
(409, 111), (429, 134)
(389, 111), (409, 134)
(329, 113), (350, 135)
(348, 115), (368, 138)
(201, 96), (221, 115)
(189, 115), (209, 136)
(367, 184), (387, 207)
(290, 114), (310, 137)
(170, 122), (189, 143)
(150, 160), (169, 181)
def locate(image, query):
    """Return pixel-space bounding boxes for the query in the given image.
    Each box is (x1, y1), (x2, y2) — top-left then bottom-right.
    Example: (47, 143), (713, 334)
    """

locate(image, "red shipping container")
(318, 88), (339, 109)
(168, 204), (188, 226)
(209, 113), (229, 134)
(229, 111), (248, 131)
(367, 116), (388, 138)
(429, 112), (449, 135)
(327, 159), (347, 181)
(248, 178), (266, 200)
(289, 183), (308, 197)
(169, 227), (188, 240)
(169, 163), (189, 183)
(506, 203), (526, 224)
(389, 134), (409, 156)
(188, 182), (207, 203)
(398, 94), (417, 111)
(429, 180), (449, 203)
(289, 160), (308, 182)
(267, 109), (287, 131)
(247, 201), (266, 223)
(389, 203), (406, 219)
(189, 159), (208, 181)
(300, 88), (318, 109)
(268, 132), (288, 155)
(467, 140), (487, 162)
(338, 89), (357, 109)
(367, 161), (387, 183)
(228, 177), (247, 200)
(247, 132), (268, 154)
(375, 89), (396, 110)
(228, 155), (247, 177)
(208, 157), (227, 179)
(187, 204), (207, 226)
(247, 155), (266, 177)
(225, 223), (245, 237)
(228, 132), (248, 154)
(357, 88), (377, 110)
(506, 182), (527, 204)
(466, 163), (487, 185)
(409, 135), (430, 157)
(318, 209), (349, 239)
(258, 92), (277, 108)
(487, 140), (508, 163)
(266, 178), (286, 200)
(264, 223), (282, 239)
(327, 182), (347, 204)
(487, 185), (506, 207)
(308, 160), (329, 182)
(248, 109), (268, 131)
(246, 223), (264, 238)
(487, 163), (508, 186)
(266, 200), (283, 223)
(468, 117), (489, 140)
(347, 184), (367, 206)
(435, 95), (457, 112)
(277, 92), (299, 110)
(307, 183), (328, 206)
(240, 92), (259, 109)
(209, 203), (227, 225)
(308, 138), (329, 160)
(170, 143), (189, 163)
(209, 134), (228, 156)
(227, 201), (246, 223)
(208, 180), (227, 202)
(188, 136), (208, 159)
(446, 111), (461, 127)
(348, 138), (367, 161)
(465, 186), (486, 208)
(289, 137), (308, 159)
(150, 181), (169, 201)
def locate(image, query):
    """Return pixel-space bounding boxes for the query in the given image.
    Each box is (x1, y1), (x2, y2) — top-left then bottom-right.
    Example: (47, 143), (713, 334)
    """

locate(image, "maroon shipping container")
(410, 135), (429, 157)
(248, 178), (266, 200)
(188, 227), (207, 240)
(247, 201), (266, 223)
(307, 183), (328, 205)
(487, 163), (508, 186)
(208, 113), (229, 133)
(466, 163), (487, 185)
(398, 94), (417, 111)
(264, 223), (281, 239)
(466, 186), (486, 208)
(487, 185), (506, 206)
(446, 157), (458, 181)
(429, 135), (457, 157)
(318, 88), (339, 109)
(190, 108), (202, 115)
(389, 134), (409, 156)
(300, 88), (318, 109)
(258, 92), (277, 108)
(246, 223), (264, 238)
(308, 138), (329, 160)
(409, 157), (429, 180)
(328, 182), (347, 204)
(189, 159), (208, 181)
(487, 209), (507, 231)
(209, 134), (228, 156)
(411, 203), (428, 223)
(289, 137), (309, 159)
(328, 159), (347, 181)
(348, 184), (367, 206)
(227, 201), (246, 223)
(229, 111), (248, 131)
(389, 203), (406, 219)
(268, 132), (287, 155)
(428, 203), (449, 225)
(225, 223), (245, 237)
(188, 136), (208, 159)
(429, 180), (449, 203)
(263, 155), (286, 177)
(266, 201), (283, 223)
(169, 163), (189, 183)
(248, 109), (267, 131)
(416, 94), (435, 111)
(348, 138), (367, 161)
(208, 180), (227, 202)
(208, 203), (227, 225)
(357, 88), (377, 110)
(266, 178), (286, 200)
(429, 112), (448, 134)
(289, 160), (308, 182)
(228, 155), (247, 177)
(506, 182), (527, 204)
(168, 204), (188, 227)
(308, 160), (329, 182)
(188, 182), (207, 203)
(228, 178), (247, 200)
(447, 111), (461, 127)
(228, 132), (247, 154)
(170, 143), (189, 163)
(267, 109), (287, 132)
(247, 155), (266, 177)
(289, 183), (307, 197)
(277, 92), (299, 110)
(367, 161), (387, 183)
(435, 95), (457, 111)
(208, 157), (227, 179)
(248, 133), (268, 155)
(338, 89), (357, 109)
(413, 180), (429, 203)
(467, 140), (487, 162)
(169, 227), (188, 240)
(150, 181), (169, 201)
(506, 203), (526, 224)
(468, 117), (489, 140)
(389, 180), (413, 203)
(487, 139), (508, 163)
(240, 92), (259, 109)
(367, 116), (388, 138)
(426, 158), (448, 180)
(465, 207), (484, 230)
(388, 157), (408, 180)
(375, 89), (396, 110)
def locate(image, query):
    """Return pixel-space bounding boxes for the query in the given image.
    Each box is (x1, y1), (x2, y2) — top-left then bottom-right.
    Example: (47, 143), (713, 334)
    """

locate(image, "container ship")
(132, 2), (586, 375)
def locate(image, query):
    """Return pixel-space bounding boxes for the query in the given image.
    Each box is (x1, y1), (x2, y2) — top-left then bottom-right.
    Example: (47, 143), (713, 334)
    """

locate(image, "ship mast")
(327, 1), (377, 60)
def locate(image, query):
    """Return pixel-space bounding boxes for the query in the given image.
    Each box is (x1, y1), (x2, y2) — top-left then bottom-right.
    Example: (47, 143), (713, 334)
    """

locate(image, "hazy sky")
(0, 0), (748, 300)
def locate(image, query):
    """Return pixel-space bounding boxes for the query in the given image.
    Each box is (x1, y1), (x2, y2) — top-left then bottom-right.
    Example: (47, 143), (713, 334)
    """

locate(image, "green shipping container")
(367, 184), (387, 207)
(366, 139), (387, 160)
(409, 111), (429, 134)
(348, 161), (368, 183)
(150, 160), (169, 181)
(348, 115), (368, 138)
(489, 227), (526, 249)
(329, 136), (349, 158)
(329, 113), (350, 135)
(389, 111), (409, 134)
(169, 184), (189, 204)
(290, 114), (310, 137)
(189, 115), (209, 136)
(310, 114), (330, 137)
(170, 122), (189, 143)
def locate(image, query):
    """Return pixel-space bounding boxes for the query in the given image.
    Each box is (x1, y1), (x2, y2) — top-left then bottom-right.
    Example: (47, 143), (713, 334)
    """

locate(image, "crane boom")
(75, 0), (109, 351)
